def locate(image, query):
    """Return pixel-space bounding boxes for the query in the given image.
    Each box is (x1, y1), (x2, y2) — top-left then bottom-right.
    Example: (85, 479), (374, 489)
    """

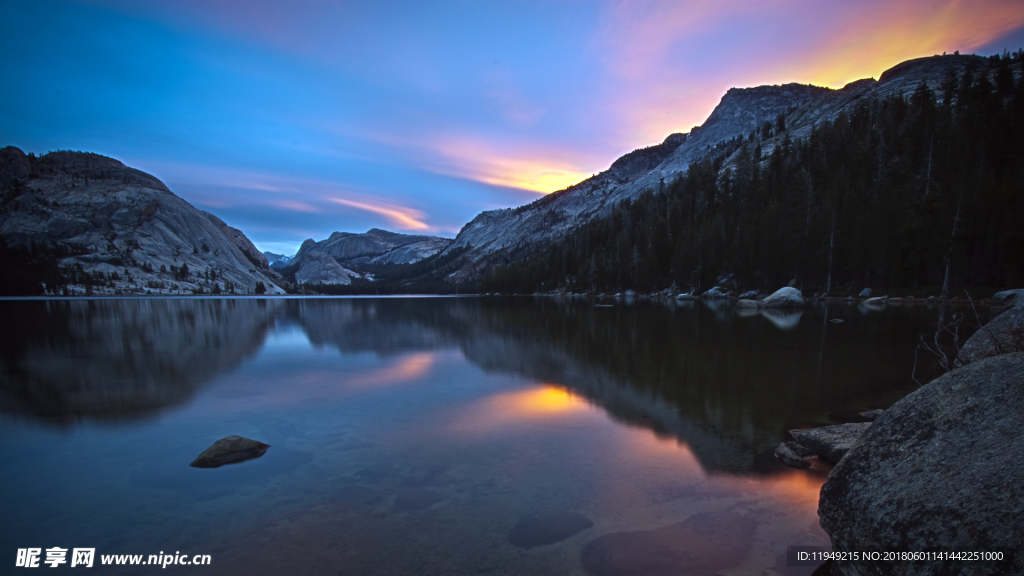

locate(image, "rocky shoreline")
(771, 289), (1024, 576)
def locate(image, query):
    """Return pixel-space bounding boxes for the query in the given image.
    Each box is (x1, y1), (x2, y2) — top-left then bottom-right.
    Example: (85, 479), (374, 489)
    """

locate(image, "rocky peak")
(0, 149), (284, 295)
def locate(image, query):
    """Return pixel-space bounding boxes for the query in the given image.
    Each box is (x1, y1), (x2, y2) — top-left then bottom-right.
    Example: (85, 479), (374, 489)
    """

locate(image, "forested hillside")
(482, 55), (1024, 296)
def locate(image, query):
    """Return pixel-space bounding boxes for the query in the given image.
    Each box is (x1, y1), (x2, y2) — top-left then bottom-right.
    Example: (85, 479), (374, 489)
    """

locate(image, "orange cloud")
(788, 1), (1024, 88)
(595, 0), (1024, 146)
(330, 197), (430, 230)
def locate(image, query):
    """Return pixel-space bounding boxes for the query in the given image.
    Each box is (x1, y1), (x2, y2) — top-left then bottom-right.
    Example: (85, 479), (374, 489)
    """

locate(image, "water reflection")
(0, 299), (281, 424)
(0, 298), (961, 476)
(0, 296), (962, 575)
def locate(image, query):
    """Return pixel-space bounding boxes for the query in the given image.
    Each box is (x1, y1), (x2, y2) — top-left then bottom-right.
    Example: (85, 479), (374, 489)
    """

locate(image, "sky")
(2, 1), (1023, 256)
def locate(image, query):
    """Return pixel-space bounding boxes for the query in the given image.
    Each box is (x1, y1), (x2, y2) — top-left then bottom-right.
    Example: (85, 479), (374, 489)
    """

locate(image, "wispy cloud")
(330, 198), (430, 231)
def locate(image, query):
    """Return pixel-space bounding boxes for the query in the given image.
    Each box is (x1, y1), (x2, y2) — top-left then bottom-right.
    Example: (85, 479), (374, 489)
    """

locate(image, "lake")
(0, 296), (972, 575)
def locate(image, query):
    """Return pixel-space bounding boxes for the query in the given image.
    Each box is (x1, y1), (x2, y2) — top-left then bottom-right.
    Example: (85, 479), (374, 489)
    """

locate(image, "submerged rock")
(580, 511), (757, 576)
(819, 354), (1024, 576)
(508, 511), (594, 548)
(789, 423), (871, 464)
(189, 435), (270, 468)
(959, 304), (1024, 363)
(394, 487), (443, 510)
(762, 287), (804, 307)
(829, 318), (845, 323)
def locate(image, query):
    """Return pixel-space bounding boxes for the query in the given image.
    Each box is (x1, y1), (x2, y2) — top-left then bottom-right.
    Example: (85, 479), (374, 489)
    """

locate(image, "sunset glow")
(347, 353), (436, 388)
(3, 1), (1022, 254)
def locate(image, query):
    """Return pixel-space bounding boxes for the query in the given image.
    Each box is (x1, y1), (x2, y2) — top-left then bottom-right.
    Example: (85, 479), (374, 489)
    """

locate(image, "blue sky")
(2, 0), (1023, 256)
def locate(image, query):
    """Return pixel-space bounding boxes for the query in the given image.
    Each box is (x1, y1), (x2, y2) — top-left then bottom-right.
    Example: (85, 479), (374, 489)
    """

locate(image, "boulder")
(829, 318), (845, 323)
(959, 305), (1024, 363)
(862, 296), (887, 305)
(508, 511), (594, 548)
(580, 511), (757, 576)
(189, 435), (270, 468)
(858, 288), (872, 298)
(676, 293), (696, 300)
(789, 423), (871, 464)
(738, 290), (758, 299)
(702, 286), (731, 299)
(762, 287), (804, 307)
(819, 354), (1024, 576)
(735, 299), (765, 309)
(774, 442), (812, 469)
(991, 289), (1024, 308)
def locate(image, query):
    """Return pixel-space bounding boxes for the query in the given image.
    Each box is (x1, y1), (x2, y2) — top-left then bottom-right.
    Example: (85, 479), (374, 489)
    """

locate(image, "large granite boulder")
(959, 305), (1024, 363)
(818, 354), (1024, 576)
(762, 287), (804, 307)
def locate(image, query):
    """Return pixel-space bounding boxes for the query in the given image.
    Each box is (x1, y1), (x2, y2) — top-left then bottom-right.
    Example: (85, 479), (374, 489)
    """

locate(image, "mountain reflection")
(0, 299), (281, 424)
(0, 297), (928, 475)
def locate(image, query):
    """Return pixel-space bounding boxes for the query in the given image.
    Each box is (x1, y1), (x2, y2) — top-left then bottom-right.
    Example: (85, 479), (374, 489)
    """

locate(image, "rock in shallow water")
(581, 511), (757, 576)
(189, 435), (270, 468)
(508, 511), (594, 548)
(774, 441), (812, 469)
(762, 287), (804, 307)
(819, 353), (1024, 576)
(789, 423), (871, 464)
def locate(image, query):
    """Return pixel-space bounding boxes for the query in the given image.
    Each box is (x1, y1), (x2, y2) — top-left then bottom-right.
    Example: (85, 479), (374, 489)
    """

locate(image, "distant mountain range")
(263, 252), (292, 267)
(2, 52), (1019, 296)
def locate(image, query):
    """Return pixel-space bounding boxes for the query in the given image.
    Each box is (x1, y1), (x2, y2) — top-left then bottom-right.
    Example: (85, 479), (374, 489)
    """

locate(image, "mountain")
(477, 53), (1024, 295)
(287, 228), (452, 285)
(0, 147), (285, 295)
(263, 252), (293, 267)
(439, 54), (1007, 283)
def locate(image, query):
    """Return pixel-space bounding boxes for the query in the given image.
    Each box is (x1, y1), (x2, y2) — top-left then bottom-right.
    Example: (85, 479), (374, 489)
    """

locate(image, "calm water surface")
(0, 297), (970, 575)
